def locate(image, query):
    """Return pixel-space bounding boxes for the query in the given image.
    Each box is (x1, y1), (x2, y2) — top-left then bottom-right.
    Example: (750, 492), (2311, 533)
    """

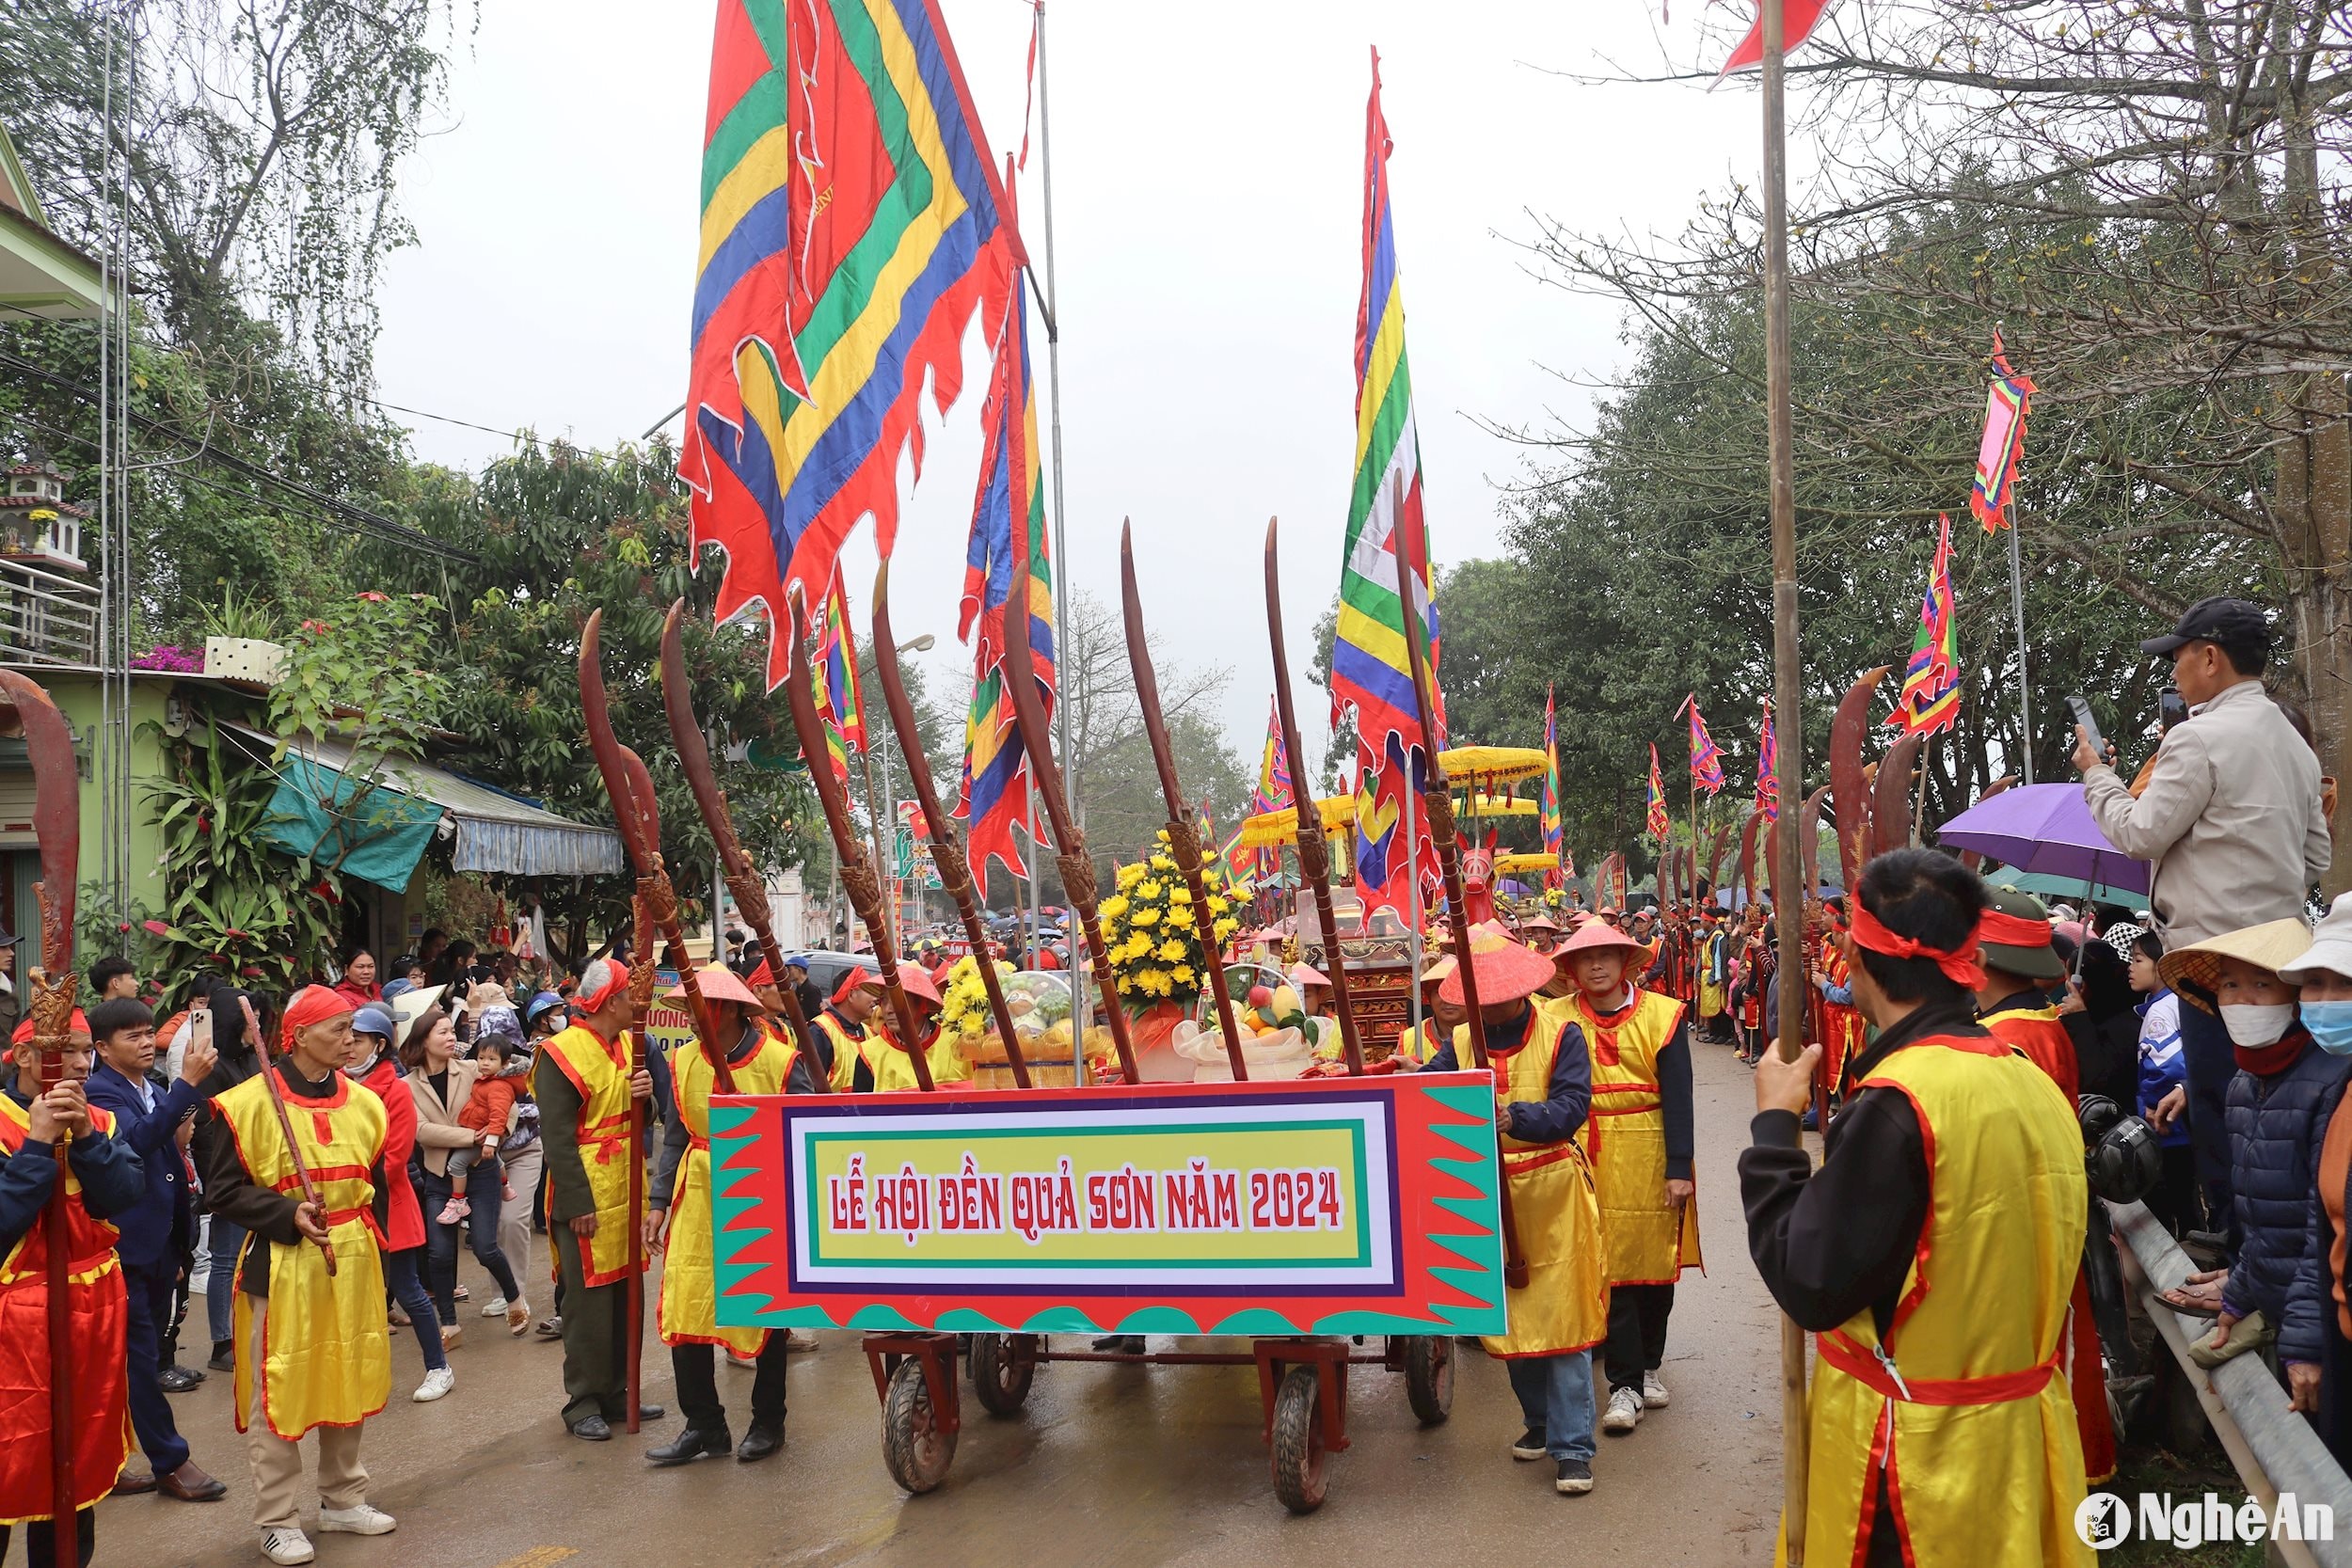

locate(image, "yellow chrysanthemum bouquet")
(939, 954), (1016, 1040)
(1096, 829), (1243, 1017)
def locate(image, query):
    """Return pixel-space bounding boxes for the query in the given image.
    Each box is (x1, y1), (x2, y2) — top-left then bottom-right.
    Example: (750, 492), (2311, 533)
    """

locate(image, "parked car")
(788, 949), (882, 1003)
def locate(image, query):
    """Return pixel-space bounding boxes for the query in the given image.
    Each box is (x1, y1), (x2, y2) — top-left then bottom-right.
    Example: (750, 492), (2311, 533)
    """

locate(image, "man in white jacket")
(2076, 594), (2331, 1252)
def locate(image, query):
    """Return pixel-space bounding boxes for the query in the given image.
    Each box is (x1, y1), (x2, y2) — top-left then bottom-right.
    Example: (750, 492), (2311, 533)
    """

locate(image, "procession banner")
(644, 967), (694, 1057)
(707, 1073), (1507, 1337)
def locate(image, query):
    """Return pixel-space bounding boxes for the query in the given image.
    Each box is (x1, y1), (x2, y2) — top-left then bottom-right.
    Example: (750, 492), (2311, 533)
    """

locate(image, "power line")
(0, 348), (479, 563)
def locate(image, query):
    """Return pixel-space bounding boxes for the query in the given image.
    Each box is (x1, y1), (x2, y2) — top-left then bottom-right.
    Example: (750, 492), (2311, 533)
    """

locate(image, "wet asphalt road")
(99, 1041), (1791, 1568)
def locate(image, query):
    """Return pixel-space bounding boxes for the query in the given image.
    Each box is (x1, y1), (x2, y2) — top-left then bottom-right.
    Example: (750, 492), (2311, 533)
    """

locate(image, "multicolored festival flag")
(1971, 332), (2034, 532)
(1756, 698), (1780, 824)
(1890, 513), (1963, 737)
(1338, 50), (1441, 928)
(1227, 698), (1294, 879)
(818, 575), (866, 753)
(683, 0), (1024, 689)
(1539, 687), (1565, 888)
(953, 276), (1057, 900)
(1645, 744), (1671, 843)
(1686, 697), (1724, 797)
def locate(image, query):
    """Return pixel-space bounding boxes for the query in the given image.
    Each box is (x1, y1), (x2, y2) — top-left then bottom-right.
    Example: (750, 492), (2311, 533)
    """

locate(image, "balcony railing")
(0, 556), (98, 668)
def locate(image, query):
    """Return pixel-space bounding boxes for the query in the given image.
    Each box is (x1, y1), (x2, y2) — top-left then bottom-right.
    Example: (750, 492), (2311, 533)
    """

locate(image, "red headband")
(1846, 903), (1987, 990)
(575, 960), (629, 1013)
(280, 984), (353, 1049)
(10, 1009), (90, 1045)
(1975, 909), (2055, 952)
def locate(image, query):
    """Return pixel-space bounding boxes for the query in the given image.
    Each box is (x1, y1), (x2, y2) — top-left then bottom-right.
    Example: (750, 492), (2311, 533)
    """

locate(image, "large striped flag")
(1339, 50), (1440, 928)
(1645, 744), (1671, 843)
(1756, 698), (1780, 823)
(1539, 686), (1565, 888)
(953, 271), (1056, 899)
(682, 0), (1023, 688)
(818, 574), (866, 752)
(1890, 513), (1963, 736)
(1971, 333), (2034, 532)
(1686, 697), (1724, 796)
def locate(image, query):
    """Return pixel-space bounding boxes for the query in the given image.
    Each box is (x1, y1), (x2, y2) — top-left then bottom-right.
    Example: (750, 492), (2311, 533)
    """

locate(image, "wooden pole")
(1761, 0), (1812, 1558)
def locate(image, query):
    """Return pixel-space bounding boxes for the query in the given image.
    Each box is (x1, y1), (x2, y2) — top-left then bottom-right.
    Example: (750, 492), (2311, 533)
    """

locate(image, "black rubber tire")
(1398, 1335), (1454, 1425)
(970, 1332), (1036, 1418)
(1270, 1364), (1328, 1514)
(881, 1357), (957, 1495)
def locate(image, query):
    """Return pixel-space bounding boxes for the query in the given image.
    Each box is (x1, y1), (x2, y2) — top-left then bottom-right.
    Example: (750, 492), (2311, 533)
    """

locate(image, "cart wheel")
(1398, 1335), (1454, 1426)
(1270, 1364), (1329, 1514)
(970, 1332), (1036, 1418)
(882, 1357), (957, 1495)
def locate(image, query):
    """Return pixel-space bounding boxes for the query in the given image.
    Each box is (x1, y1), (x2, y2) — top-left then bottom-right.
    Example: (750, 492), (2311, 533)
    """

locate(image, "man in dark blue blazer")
(84, 996), (227, 1502)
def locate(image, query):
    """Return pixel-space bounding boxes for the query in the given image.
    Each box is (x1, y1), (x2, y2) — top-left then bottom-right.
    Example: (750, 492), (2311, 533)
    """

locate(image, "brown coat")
(408, 1057), (486, 1177)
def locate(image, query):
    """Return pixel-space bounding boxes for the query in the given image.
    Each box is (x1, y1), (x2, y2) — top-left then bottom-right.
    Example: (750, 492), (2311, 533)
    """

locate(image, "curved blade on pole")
(871, 565), (1028, 1087)
(1001, 547), (1137, 1083)
(659, 600), (826, 1087)
(779, 595), (933, 1090)
(0, 670), (78, 1528)
(1391, 476), (1528, 1291)
(1262, 518), (1364, 1074)
(1120, 522), (1248, 1081)
(575, 610), (736, 1094)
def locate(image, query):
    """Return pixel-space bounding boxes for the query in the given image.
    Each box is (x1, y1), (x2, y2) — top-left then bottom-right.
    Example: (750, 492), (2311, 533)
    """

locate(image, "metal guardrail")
(2110, 1198), (2352, 1567)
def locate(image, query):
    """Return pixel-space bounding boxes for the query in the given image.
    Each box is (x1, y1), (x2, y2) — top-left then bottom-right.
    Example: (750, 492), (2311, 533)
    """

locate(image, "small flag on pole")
(818, 575), (866, 753)
(1971, 332), (2034, 532)
(1756, 699), (1779, 824)
(1645, 744), (1671, 842)
(1716, 0), (1836, 79)
(1539, 686), (1565, 886)
(1890, 513), (1963, 737)
(1687, 698), (1724, 796)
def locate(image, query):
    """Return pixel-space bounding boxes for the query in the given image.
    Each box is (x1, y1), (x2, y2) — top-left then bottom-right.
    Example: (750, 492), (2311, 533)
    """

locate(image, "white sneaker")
(1643, 1370), (1669, 1409)
(784, 1328), (819, 1354)
(260, 1528), (315, 1565)
(318, 1503), (397, 1535)
(412, 1367), (455, 1402)
(1602, 1386), (1643, 1434)
(480, 1296), (508, 1318)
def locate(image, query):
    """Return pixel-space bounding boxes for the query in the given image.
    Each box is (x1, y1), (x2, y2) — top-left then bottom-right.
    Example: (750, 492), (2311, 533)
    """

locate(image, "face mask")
(2301, 1001), (2352, 1056)
(2220, 1002), (2297, 1048)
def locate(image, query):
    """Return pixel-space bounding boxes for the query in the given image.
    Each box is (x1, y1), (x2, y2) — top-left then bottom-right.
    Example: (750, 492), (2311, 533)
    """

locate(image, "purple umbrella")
(1934, 784), (2150, 896)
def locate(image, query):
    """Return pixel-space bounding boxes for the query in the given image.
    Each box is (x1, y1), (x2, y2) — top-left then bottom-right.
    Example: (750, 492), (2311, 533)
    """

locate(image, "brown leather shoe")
(111, 1469), (156, 1496)
(157, 1461), (228, 1502)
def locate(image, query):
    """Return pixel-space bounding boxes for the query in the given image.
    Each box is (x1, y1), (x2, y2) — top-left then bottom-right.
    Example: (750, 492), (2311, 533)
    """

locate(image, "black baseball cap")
(2140, 595), (2272, 657)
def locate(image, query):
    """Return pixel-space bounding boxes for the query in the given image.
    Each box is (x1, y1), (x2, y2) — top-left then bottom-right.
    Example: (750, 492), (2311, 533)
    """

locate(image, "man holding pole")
(0, 1007), (140, 1568)
(534, 958), (660, 1442)
(1741, 848), (2090, 1566)
(202, 986), (396, 1565)
(1417, 921), (1609, 1496)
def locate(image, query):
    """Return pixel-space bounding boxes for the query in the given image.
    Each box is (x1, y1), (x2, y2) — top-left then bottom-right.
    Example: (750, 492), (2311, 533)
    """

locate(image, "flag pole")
(2006, 513), (2034, 784)
(1029, 0), (1087, 1059)
(1760, 0), (1813, 1560)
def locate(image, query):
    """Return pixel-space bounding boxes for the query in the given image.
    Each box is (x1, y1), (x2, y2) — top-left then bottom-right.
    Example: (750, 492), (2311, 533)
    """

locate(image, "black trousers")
(551, 1226), (631, 1426)
(1603, 1282), (1675, 1392)
(0, 1508), (95, 1567)
(672, 1338), (788, 1435)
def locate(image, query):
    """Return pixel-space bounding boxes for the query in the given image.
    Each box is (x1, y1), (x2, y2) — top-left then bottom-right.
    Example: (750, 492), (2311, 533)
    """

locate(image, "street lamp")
(897, 634), (935, 654)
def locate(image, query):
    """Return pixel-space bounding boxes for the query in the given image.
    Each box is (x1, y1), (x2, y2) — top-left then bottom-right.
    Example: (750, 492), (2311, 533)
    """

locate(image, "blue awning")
(230, 725), (623, 887)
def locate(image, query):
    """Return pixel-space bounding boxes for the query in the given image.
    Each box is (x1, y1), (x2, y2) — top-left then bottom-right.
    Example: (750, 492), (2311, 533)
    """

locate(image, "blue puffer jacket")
(2223, 1033), (2351, 1326)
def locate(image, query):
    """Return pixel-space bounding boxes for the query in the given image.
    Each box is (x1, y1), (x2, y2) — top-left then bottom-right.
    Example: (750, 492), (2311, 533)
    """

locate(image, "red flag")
(1716, 0), (1836, 78)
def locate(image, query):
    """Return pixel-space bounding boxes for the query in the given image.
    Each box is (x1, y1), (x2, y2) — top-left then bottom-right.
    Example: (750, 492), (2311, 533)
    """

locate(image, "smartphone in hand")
(2067, 694), (2106, 757)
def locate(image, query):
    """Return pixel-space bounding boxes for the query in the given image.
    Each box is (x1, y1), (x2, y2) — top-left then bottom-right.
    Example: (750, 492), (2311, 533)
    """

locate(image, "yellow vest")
(816, 1011), (872, 1093)
(659, 1028), (798, 1354)
(1454, 1005), (1609, 1357)
(539, 1023), (641, 1288)
(1567, 989), (1702, 1285)
(214, 1068), (390, 1440)
(1783, 1033), (2091, 1568)
(854, 1018), (963, 1093)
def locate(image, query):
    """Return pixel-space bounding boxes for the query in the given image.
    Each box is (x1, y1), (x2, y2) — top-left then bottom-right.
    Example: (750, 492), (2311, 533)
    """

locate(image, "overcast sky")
(372, 0), (1773, 778)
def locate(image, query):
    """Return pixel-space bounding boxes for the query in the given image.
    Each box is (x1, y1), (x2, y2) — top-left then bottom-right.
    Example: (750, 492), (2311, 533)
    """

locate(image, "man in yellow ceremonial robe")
(644, 966), (818, 1466)
(535, 958), (657, 1442)
(1553, 920), (1701, 1435)
(1417, 921), (1609, 1497)
(203, 986), (394, 1566)
(1740, 848), (2090, 1567)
